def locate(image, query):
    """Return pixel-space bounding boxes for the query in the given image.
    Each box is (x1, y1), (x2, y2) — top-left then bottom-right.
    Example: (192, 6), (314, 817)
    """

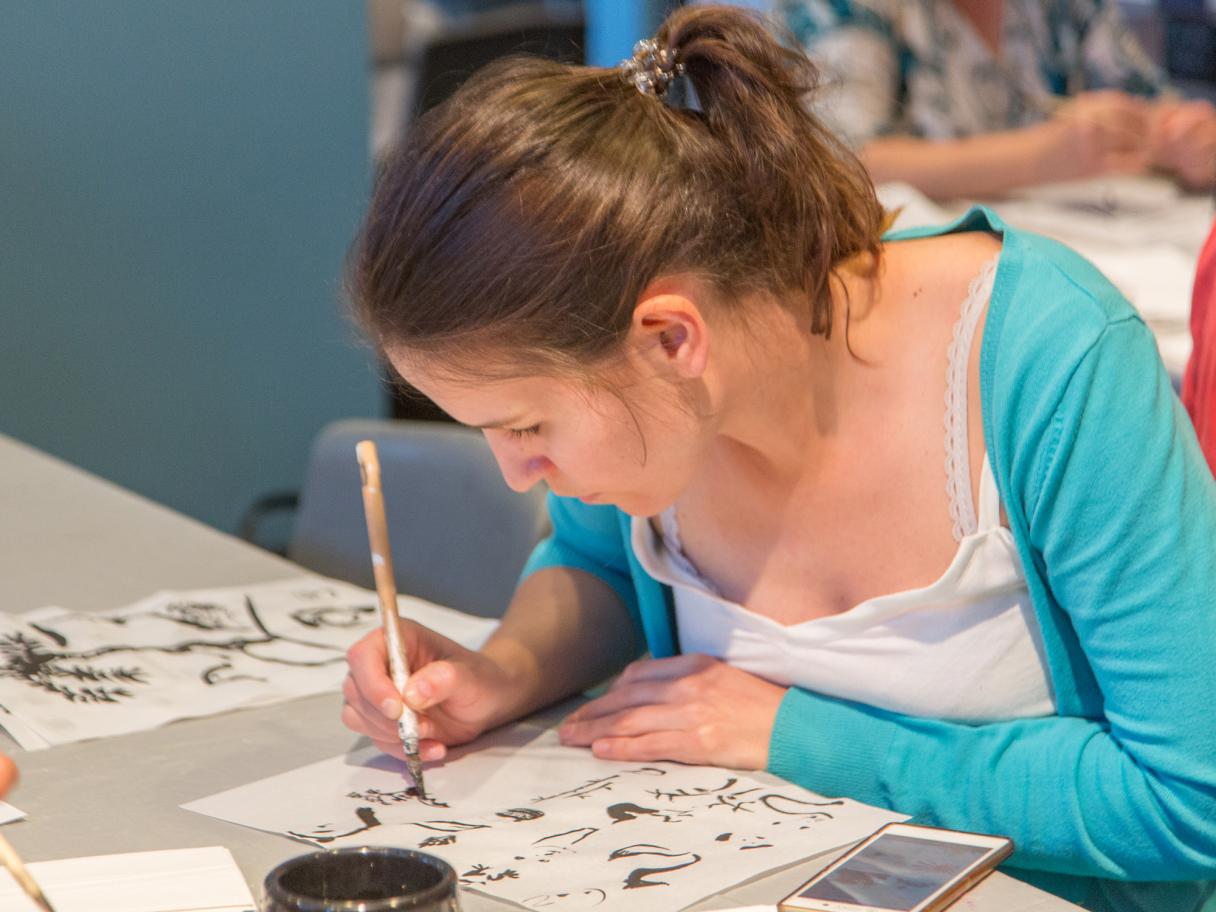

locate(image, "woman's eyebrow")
(469, 413), (531, 430)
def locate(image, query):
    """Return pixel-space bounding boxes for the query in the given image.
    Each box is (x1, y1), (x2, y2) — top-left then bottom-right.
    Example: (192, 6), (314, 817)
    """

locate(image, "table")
(0, 433), (1080, 910)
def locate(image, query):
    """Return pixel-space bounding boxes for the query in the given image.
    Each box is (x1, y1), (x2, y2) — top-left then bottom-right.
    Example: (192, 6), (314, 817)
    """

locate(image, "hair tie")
(618, 38), (702, 112)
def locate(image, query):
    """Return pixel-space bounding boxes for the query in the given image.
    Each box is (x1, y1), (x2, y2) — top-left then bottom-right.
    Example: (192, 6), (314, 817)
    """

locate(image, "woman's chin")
(611, 493), (678, 518)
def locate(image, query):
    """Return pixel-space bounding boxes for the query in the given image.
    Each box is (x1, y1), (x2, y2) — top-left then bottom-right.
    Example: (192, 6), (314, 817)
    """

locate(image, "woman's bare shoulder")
(878, 230), (1003, 314)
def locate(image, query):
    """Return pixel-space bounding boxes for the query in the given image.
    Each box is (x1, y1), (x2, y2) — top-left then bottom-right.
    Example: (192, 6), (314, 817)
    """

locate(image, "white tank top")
(630, 255), (1056, 723)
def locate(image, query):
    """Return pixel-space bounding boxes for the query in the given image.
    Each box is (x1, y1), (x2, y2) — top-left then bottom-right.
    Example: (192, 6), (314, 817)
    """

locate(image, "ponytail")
(656, 5), (886, 336)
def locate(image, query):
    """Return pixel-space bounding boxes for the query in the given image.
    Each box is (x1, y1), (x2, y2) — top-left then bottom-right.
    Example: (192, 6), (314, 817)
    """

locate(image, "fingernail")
(381, 697), (402, 719)
(405, 680), (430, 707)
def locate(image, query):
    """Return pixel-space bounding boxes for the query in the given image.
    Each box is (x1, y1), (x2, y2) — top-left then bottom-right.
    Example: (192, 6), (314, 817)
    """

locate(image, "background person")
(778, 0), (1216, 198)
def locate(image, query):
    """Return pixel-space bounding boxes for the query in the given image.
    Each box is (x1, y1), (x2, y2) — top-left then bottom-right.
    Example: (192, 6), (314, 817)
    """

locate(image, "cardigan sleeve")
(770, 317), (1216, 882)
(521, 491), (644, 647)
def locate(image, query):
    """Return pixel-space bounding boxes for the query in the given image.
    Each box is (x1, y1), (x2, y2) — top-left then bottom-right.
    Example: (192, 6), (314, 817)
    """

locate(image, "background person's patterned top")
(779, 0), (1166, 145)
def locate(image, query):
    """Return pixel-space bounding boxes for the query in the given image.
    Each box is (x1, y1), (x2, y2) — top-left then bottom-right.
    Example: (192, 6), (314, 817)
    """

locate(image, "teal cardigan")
(522, 208), (1216, 911)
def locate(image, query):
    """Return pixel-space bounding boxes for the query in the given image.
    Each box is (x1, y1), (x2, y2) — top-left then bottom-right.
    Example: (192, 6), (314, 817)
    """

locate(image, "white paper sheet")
(0, 801), (26, 825)
(0, 846), (254, 912)
(184, 726), (904, 912)
(0, 578), (497, 749)
(1005, 175), (1182, 216)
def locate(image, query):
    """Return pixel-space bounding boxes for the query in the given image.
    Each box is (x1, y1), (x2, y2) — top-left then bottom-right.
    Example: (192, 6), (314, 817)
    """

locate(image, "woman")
(340, 7), (1216, 910)
(779, 0), (1216, 198)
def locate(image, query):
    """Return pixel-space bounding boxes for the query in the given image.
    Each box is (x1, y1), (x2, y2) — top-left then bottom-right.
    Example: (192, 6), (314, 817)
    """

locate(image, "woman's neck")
(706, 267), (888, 491)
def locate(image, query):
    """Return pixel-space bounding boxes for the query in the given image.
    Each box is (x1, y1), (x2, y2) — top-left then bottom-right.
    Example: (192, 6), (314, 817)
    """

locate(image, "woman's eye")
(506, 424), (541, 440)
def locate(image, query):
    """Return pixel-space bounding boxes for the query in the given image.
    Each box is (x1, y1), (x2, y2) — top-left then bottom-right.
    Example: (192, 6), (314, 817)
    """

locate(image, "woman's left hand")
(558, 654), (786, 770)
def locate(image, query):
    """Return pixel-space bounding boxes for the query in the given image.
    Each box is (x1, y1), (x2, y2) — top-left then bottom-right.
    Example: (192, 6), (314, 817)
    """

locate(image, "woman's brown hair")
(350, 4), (886, 380)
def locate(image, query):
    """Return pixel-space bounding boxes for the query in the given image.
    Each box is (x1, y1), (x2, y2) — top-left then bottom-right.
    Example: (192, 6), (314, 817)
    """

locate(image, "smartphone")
(778, 822), (1014, 912)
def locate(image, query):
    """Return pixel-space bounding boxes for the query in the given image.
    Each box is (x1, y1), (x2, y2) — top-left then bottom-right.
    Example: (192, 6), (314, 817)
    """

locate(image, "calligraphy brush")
(0, 832), (56, 912)
(356, 440), (428, 800)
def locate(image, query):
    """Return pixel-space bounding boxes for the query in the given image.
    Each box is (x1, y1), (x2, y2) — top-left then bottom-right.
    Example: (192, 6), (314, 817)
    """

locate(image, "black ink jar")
(262, 846), (460, 911)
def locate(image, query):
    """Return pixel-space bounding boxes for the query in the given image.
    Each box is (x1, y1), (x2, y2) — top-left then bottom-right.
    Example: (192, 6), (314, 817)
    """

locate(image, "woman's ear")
(628, 276), (711, 380)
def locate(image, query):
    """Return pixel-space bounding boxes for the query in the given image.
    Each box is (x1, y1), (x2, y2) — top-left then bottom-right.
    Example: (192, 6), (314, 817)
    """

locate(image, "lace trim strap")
(656, 508), (721, 596)
(944, 254), (1000, 542)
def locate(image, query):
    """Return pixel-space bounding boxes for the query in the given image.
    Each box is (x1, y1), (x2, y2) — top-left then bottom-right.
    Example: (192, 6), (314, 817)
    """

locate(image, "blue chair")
(289, 419), (550, 618)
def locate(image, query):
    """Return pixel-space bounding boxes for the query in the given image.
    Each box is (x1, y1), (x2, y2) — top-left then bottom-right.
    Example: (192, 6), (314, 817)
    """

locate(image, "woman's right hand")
(342, 621), (514, 763)
(1036, 90), (1153, 182)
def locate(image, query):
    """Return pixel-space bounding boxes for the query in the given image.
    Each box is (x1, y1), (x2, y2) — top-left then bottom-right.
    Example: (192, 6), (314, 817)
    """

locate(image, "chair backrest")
(290, 419), (550, 618)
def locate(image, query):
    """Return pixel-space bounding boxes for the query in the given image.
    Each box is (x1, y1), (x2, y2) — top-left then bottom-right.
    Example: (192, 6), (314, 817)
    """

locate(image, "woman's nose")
(486, 436), (549, 493)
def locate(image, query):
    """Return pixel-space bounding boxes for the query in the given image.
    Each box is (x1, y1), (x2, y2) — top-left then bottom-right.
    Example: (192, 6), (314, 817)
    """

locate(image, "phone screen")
(796, 834), (991, 910)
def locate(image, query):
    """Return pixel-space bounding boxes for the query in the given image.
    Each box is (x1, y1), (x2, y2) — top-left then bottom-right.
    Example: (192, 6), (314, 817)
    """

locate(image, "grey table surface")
(0, 432), (1080, 910)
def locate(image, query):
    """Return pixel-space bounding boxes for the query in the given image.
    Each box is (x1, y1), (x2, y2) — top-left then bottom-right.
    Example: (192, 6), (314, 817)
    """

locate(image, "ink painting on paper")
(0, 578), (495, 749)
(185, 726), (903, 912)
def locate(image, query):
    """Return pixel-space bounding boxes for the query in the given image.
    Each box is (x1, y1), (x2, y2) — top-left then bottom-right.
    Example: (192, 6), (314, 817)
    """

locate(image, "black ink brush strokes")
(290, 605), (376, 628)
(461, 863), (520, 884)
(497, 807), (545, 822)
(155, 602), (245, 630)
(288, 806), (383, 843)
(408, 819), (490, 848)
(606, 802), (691, 824)
(0, 632), (147, 704)
(534, 775), (620, 802)
(705, 787), (761, 813)
(347, 787), (450, 809)
(608, 844), (702, 889)
(647, 778), (739, 802)
(759, 794), (844, 818)
(0, 597), (354, 704)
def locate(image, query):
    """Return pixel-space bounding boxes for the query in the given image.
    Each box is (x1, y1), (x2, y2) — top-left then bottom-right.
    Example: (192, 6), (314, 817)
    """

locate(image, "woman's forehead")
(393, 358), (578, 420)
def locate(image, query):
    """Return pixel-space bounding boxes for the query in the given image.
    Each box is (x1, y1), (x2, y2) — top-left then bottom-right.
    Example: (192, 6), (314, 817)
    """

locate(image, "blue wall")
(0, 2), (382, 532)
(585, 0), (675, 65)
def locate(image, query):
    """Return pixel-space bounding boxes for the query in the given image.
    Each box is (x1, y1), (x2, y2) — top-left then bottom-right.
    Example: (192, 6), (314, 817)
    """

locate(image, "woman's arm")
(860, 130), (1051, 200)
(479, 566), (640, 727)
(862, 91), (1153, 199)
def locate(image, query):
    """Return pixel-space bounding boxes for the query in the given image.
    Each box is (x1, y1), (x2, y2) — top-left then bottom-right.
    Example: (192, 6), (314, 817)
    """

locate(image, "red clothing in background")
(1183, 221), (1216, 475)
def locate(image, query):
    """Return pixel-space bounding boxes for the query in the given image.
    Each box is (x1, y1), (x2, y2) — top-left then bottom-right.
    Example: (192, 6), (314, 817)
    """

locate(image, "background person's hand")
(342, 621), (515, 763)
(1036, 90), (1153, 182)
(1150, 99), (1216, 190)
(558, 653), (786, 770)
(0, 754), (16, 798)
